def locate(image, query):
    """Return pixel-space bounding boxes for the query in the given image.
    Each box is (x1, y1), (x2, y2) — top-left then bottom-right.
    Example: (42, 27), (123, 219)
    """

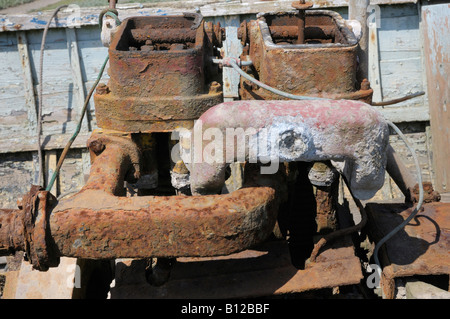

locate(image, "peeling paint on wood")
(0, 1), (419, 32)
(421, 3), (450, 193)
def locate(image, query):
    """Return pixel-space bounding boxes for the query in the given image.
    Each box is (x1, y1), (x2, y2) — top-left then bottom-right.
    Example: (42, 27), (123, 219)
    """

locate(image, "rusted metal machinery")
(238, 8), (373, 102)
(0, 2), (448, 299)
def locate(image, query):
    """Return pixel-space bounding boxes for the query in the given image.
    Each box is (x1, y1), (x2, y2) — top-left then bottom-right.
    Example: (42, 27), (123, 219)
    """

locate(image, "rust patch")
(50, 186), (277, 260)
(411, 182), (442, 204)
(366, 201), (450, 299)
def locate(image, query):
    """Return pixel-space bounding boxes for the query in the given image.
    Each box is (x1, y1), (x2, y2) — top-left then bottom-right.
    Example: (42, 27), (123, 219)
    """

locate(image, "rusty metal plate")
(94, 90), (223, 133)
(365, 201), (450, 299)
(109, 238), (363, 298)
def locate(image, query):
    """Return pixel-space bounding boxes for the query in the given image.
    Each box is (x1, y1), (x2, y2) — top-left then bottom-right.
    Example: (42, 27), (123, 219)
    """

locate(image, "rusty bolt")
(361, 79), (371, 91)
(209, 81), (222, 94)
(88, 139), (106, 155)
(292, 1), (313, 44)
(96, 83), (110, 95)
(291, 0), (313, 10)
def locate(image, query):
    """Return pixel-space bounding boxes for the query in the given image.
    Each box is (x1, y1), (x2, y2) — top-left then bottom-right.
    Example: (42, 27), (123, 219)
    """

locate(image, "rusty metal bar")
(308, 178), (368, 263)
(291, 1), (313, 44)
(0, 185), (277, 268)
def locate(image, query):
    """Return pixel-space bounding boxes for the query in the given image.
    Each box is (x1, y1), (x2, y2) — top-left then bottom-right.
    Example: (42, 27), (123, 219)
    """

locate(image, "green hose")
(45, 10), (121, 193)
(45, 55), (109, 192)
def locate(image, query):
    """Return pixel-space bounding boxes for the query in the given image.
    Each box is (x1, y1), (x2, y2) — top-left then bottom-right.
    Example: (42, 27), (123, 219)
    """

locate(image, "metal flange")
(22, 186), (59, 271)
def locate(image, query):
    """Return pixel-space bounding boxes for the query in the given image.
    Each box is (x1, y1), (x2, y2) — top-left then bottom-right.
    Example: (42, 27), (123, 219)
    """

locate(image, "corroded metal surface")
(109, 239), (363, 298)
(366, 201), (450, 299)
(308, 162), (339, 233)
(50, 187), (277, 259)
(0, 186), (277, 264)
(186, 99), (389, 200)
(0, 186), (59, 270)
(94, 15), (222, 133)
(0, 208), (24, 255)
(240, 10), (373, 102)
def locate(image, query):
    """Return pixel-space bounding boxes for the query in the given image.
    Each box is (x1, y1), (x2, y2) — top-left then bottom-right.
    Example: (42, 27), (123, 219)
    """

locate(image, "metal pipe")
(186, 99), (390, 201)
(0, 133), (278, 270)
(0, 209), (25, 255)
(348, 0), (370, 81)
(49, 187), (276, 260)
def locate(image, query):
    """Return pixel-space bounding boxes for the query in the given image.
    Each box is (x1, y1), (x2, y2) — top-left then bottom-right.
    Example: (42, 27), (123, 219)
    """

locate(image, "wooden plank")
(368, 22), (383, 102)
(222, 15), (242, 100)
(81, 149), (91, 185)
(16, 32), (37, 136)
(421, 3), (450, 193)
(66, 28), (90, 132)
(374, 5), (426, 109)
(0, 36), (28, 114)
(374, 105), (429, 123)
(45, 150), (57, 195)
(0, 132), (91, 154)
(0, 0), (419, 32)
(379, 58), (426, 105)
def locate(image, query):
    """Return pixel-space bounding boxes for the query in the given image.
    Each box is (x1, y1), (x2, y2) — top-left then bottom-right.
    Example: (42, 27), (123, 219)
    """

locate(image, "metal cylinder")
(0, 209), (25, 255)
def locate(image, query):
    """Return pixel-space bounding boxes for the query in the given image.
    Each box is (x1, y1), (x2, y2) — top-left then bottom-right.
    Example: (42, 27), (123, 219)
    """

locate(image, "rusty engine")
(0, 1), (448, 299)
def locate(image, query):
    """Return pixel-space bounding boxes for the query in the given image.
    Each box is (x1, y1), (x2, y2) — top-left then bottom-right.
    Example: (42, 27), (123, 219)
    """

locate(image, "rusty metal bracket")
(0, 186), (59, 271)
(183, 12), (203, 30)
(366, 201), (450, 299)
